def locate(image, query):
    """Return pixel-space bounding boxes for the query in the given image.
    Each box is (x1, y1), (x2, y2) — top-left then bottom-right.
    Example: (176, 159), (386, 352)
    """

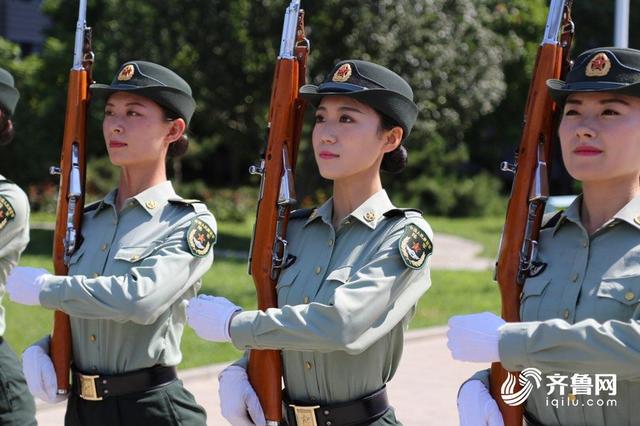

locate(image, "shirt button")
(581, 240), (588, 248)
(304, 361), (313, 370)
(303, 296), (310, 304)
(328, 239), (334, 247)
(563, 309), (570, 320)
(92, 272), (99, 278)
(571, 273), (579, 282)
(100, 244), (108, 251)
(625, 291), (635, 301)
(89, 334), (96, 342)
(314, 266), (321, 275)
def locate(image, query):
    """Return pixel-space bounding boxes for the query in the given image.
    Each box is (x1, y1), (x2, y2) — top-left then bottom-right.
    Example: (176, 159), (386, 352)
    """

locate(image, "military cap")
(0, 67), (19, 116)
(547, 47), (640, 102)
(91, 61), (196, 125)
(300, 60), (418, 140)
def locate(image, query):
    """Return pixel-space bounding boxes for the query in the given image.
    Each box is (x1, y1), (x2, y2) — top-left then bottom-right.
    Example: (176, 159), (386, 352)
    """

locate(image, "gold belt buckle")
(289, 404), (320, 426)
(78, 374), (102, 401)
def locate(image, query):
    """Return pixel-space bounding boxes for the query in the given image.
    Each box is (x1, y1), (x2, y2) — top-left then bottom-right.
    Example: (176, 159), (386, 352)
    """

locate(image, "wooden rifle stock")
(50, 3), (93, 395)
(491, 2), (573, 424)
(247, 3), (308, 423)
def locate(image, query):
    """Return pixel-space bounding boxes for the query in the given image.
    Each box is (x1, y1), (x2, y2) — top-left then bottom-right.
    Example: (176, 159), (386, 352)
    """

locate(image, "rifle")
(246, 1), (309, 423)
(48, 0), (94, 395)
(491, 1), (573, 424)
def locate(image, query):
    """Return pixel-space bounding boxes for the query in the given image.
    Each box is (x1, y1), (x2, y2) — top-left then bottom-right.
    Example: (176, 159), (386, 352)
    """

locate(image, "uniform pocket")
(595, 275), (640, 321)
(319, 265), (352, 305)
(114, 245), (157, 263)
(520, 276), (551, 321)
(276, 267), (300, 306)
(67, 244), (87, 266)
(325, 265), (352, 284)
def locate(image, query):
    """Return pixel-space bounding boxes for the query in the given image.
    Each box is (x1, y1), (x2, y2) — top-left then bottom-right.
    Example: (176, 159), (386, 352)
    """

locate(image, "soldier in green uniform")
(448, 47), (640, 426)
(188, 60), (433, 426)
(0, 67), (38, 425)
(6, 61), (215, 426)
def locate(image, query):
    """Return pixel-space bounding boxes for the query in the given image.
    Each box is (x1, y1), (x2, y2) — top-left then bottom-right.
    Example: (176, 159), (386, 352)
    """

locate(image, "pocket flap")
(522, 277), (550, 298)
(325, 265), (352, 284)
(597, 277), (640, 305)
(68, 244), (87, 265)
(114, 245), (156, 263)
(276, 267), (300, 290)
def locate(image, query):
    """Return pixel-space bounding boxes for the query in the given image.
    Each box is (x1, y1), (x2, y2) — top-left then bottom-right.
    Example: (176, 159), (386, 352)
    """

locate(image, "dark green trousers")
(0, 338), (37, 426)
(65, 379), (206, 426)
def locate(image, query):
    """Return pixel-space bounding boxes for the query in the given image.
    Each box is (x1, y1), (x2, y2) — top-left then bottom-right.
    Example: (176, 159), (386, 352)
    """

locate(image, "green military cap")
(0, 67), (19, 116)
(547, 47), (640, 102)
(91, 61), (196, 125)
(300, 60), (418, 140)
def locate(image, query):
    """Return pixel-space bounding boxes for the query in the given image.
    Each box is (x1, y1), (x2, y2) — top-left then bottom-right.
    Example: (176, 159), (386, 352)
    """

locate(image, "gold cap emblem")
(585, 53), (612, 77)
(332, 63), (352, 83)
(117, 64), (135, 81)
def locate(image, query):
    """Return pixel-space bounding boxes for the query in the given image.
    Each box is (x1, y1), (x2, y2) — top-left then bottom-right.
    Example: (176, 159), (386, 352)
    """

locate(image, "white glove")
(187, 295), (242, 342)
(447, 312), (505, 362)
(218, 365), (266, 426)
(458, 380), (504, 426)
(22, 343), (67, 404)
(6, 266), (51, 306)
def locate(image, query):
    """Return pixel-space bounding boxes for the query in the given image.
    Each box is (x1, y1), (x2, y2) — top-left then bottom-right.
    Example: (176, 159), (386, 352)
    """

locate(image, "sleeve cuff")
(498, 322), (532, 371)
(38, 275), (66, 310)
(229, 310), (259, 350)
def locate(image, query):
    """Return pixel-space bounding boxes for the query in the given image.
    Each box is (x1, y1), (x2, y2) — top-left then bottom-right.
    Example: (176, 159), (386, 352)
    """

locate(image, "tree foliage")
(0, 0), (559, 216)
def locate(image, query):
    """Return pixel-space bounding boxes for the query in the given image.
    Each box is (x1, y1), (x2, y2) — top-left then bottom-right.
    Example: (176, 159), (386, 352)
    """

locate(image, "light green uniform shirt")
(39, 181), (215, 374)
(230, 190), (432, 404)
(0, 175), (29, 337)
(495, 194), (640, 425)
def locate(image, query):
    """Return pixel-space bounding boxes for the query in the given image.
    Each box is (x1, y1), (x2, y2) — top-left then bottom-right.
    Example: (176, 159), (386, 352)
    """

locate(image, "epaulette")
(168, 198), (209, 214)
(384, 208), (423, 218)
(541, 210), (563, 229)
(289, 208), (314, 220)
(83, 200), (102, 212)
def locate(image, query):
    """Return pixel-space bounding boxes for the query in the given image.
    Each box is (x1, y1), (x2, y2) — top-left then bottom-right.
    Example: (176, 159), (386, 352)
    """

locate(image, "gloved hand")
(186, 295), (242, 342)
(22, 343), (67, 404)
(6, 266), (51, 306)
(457, 380), (504, 426)
(218, 365), (266, 426)
(447, 312), (505, 362)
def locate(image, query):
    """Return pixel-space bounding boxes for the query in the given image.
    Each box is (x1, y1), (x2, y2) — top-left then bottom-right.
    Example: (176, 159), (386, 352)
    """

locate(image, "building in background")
(0, 0), (49, 54)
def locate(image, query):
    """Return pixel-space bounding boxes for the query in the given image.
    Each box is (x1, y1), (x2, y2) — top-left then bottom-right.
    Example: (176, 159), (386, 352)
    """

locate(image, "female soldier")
(0, 67), (37, 425)
(448, 47), (640, 426)
(6, 61), (215, 426)
(188, 60), (433, 425)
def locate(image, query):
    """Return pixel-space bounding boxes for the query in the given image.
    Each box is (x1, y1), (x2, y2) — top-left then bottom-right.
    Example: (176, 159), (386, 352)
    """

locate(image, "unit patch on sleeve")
(399, 224), (433, 269)
(187, 218), (216, 257)
(0, 195), (16, 231)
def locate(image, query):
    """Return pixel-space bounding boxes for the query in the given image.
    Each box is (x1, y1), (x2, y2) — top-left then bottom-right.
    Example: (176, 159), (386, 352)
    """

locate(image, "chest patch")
(0, 195), (16, 231)
(399, 224), (432, 269)
(187, 218), (216, 257)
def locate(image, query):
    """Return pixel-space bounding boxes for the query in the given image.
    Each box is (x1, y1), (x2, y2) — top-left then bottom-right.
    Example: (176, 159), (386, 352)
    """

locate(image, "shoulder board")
(83, 200), (102, 212)
(384, 208), (423, 218)
(289, 208), (314, 220)
(168, 198), (202, 205)
(541, 210), (563, 229)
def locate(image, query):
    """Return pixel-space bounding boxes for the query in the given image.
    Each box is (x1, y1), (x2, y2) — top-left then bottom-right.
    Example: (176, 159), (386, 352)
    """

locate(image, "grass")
(3, 213), (503, 369)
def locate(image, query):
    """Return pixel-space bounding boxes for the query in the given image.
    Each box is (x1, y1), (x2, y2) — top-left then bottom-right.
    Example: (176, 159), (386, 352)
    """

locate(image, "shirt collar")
(92, 181), (177, 217)
(305, 189), (396, 230)
(613, 193), (640, 231)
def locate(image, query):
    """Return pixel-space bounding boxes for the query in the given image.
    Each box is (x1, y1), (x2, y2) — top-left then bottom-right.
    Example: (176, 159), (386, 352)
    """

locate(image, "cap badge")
(585, 53), (612, 77)
(332, 63), (352, 83)
(117, 64), (135, 81)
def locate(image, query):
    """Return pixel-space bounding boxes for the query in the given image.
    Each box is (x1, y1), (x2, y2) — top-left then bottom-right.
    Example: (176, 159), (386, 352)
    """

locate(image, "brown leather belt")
(284, 386), (390, 426)
(72, 365), (177, 401)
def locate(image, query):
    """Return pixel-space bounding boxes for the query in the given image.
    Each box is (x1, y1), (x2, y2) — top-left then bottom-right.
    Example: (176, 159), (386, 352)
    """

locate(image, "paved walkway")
(35, 327), (483, 425)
